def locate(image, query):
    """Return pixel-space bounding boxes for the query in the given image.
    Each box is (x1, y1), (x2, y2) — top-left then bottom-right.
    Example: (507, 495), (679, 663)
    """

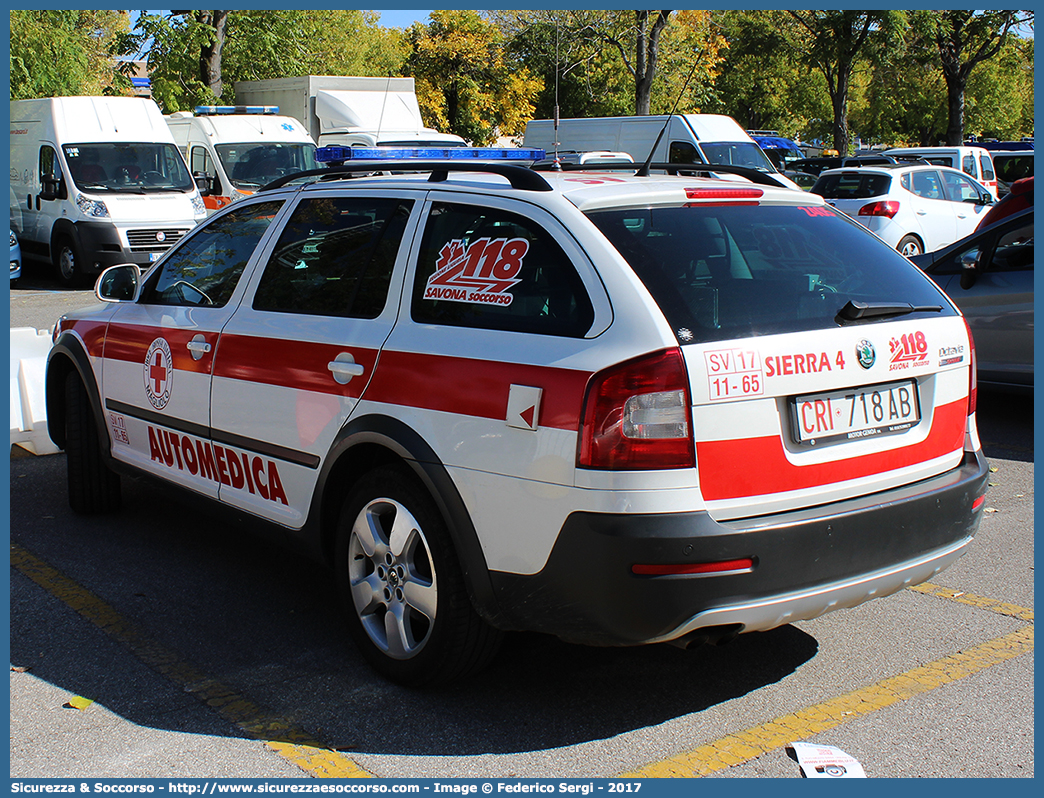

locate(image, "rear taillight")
(858, 200), (900, 218)
(964, 318), (977, 415)
(577, 348), (695, 470)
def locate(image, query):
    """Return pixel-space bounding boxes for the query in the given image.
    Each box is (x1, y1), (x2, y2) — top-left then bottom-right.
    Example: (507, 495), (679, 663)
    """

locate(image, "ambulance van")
(165, 106), (317, 213)
(9, 96), (207, 286)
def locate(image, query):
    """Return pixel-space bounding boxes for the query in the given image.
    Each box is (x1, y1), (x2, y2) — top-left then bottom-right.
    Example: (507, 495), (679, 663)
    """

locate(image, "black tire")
(53, 236), (86, 288)
(897, 234), (924, 258)
(64, 372), (121, 514)
(334, 464), (502, 686)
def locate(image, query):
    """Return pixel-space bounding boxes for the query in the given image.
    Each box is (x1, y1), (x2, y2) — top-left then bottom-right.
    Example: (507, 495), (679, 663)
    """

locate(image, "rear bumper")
(487, 450), (988, 645)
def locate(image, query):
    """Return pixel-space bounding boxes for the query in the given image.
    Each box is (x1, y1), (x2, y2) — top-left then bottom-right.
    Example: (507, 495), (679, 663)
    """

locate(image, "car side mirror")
(39, 174), (63, 202)
(959, 249), (980, 290)
(979, 192), (994, 205)
(194, 173), (213, 195)
(95, 263), (141, 303)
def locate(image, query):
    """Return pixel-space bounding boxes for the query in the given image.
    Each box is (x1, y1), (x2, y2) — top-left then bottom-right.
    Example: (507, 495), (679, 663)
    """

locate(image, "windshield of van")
(63, 143), (194, 193)
(586, 204), (956, 344)
(699, 142), (777, 172)
(216, 142), (318, 189)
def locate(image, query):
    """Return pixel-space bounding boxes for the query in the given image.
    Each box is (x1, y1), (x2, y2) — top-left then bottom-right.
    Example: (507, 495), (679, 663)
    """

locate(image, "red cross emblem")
(149, 350), (167, 394)
(144, 337), (174, 409)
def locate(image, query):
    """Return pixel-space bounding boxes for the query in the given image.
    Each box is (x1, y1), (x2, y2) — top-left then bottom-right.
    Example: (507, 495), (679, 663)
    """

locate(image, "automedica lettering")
(147, 426), (288, 505)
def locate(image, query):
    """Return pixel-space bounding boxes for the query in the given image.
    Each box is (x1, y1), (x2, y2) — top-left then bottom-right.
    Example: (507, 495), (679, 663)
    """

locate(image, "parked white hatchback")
(811, 163), (994, 257)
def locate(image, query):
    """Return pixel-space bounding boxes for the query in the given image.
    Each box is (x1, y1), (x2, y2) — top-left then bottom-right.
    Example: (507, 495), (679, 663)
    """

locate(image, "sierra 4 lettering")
(765, 350), (845, 377)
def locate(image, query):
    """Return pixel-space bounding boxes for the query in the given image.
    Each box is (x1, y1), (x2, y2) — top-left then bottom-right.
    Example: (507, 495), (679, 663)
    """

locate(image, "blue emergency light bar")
(316, 146), (546, 163)
(194, 105), (280, 115)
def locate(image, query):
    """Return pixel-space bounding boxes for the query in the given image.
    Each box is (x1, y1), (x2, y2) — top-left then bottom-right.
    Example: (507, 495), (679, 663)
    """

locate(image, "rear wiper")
(836, 300), (943, 323)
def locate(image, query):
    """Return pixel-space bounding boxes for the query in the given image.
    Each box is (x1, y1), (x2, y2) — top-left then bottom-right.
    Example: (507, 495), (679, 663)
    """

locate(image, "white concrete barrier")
(10, 327), (61, 455)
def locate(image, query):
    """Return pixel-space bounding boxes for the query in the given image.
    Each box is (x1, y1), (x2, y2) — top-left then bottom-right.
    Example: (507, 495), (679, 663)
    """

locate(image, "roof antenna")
(377, 73), (393, 146)
(635, 54), (701, 178)
(552, 17), (562, 170)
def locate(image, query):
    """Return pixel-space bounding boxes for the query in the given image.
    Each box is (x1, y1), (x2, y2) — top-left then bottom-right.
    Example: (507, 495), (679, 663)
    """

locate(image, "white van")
(10, 96), (207, 286)
(523, 114), (801, 189)
(166, 106), (317, 213)
(884, 146), (998, 198)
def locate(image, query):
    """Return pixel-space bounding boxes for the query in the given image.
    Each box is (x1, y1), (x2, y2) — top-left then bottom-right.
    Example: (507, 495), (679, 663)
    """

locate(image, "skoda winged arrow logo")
(856, 339), (876, 369)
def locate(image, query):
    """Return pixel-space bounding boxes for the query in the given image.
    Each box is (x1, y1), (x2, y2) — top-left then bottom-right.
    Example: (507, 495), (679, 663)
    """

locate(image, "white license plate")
(791, 379), (920, 446)
(149, 252), (162, 262)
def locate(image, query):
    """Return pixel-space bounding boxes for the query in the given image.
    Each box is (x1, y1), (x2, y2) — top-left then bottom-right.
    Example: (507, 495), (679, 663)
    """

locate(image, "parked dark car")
(911, 207), (1033, 391)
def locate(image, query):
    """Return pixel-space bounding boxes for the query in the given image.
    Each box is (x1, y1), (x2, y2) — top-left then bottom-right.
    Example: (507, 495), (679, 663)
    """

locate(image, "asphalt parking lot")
(8, 274), (1035, 780)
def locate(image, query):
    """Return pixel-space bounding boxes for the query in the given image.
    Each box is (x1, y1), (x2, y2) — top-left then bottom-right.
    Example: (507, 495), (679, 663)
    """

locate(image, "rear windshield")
(811, 172), (891, 199)
(586, 204), (957, 344)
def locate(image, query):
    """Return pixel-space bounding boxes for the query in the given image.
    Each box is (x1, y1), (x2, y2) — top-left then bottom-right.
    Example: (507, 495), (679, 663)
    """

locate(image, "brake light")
(858, 200), (900, 218)
(964, 318), (977, 415)
(578, 348), (695, 470)
(684, 187), (764, 200)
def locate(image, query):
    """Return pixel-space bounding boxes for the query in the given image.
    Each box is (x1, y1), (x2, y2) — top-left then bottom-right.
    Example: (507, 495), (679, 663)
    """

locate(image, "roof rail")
(531, 161), (791, 189)
(260, 161), (554, 193)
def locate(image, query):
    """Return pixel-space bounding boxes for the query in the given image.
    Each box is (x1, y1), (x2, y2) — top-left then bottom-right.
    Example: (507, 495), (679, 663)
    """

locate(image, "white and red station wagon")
(46, 148), (988, 685)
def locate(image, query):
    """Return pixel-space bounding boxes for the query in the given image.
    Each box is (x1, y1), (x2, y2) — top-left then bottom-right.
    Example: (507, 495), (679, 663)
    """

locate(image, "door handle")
(328, 353), (365, 384)
(186, 336), (212, 361)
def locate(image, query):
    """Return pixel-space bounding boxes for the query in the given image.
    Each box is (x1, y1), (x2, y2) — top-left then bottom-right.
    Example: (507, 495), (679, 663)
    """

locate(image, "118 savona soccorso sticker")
(424, 237), (529, 306)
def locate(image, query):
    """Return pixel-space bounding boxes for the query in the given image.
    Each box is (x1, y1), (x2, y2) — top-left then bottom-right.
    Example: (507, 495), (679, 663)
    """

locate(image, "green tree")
(136, 10), (409, 112)
(964, 34), (1035, 141)
(707, 10), (831, 141)
(406, 11), (542, 144)
(784, 10), (907, 153)
(496, 10), (726, 120)
(915, 10), (1034, 144)
(9, 10), (135, 100)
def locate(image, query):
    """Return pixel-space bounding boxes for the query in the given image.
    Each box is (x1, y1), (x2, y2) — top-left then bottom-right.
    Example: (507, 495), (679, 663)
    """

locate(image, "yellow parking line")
(10, 542), (371, 778)
(622, 625), (1034, 777)
(908, 582), (1034, 621)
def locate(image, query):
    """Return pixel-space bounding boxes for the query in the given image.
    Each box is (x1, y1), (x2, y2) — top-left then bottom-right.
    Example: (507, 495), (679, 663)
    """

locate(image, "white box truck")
(233, 75), (468, 148)
(523, 114), (800, 190)
(166, 105), (317, 213)
(10, 96), (207, 286)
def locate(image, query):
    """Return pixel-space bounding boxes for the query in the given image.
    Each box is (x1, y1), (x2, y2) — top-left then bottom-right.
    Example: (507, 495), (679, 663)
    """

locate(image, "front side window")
(962, 154), (976, 176)
(140, 200), (282, 307)
(942, 171), (983, 203)
(190, 147), (214, 179)
(587, 204), (957, 344)
(40, 146), (61, 180)
(252, 196), (412, 318)
(669, 141), (701, 164)
(992, 222), (1033, 272)
(412, 202), (594, 337)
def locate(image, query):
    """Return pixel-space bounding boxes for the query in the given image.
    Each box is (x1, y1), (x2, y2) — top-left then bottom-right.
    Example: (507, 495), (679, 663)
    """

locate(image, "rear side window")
(586, 204), (957, 345)
(412, 202), (594, 337)
(980, 154), (995, 182)
(909, 170), (945, 200)
(811, 172), (890, 199)
(253, 196), (412, 318)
